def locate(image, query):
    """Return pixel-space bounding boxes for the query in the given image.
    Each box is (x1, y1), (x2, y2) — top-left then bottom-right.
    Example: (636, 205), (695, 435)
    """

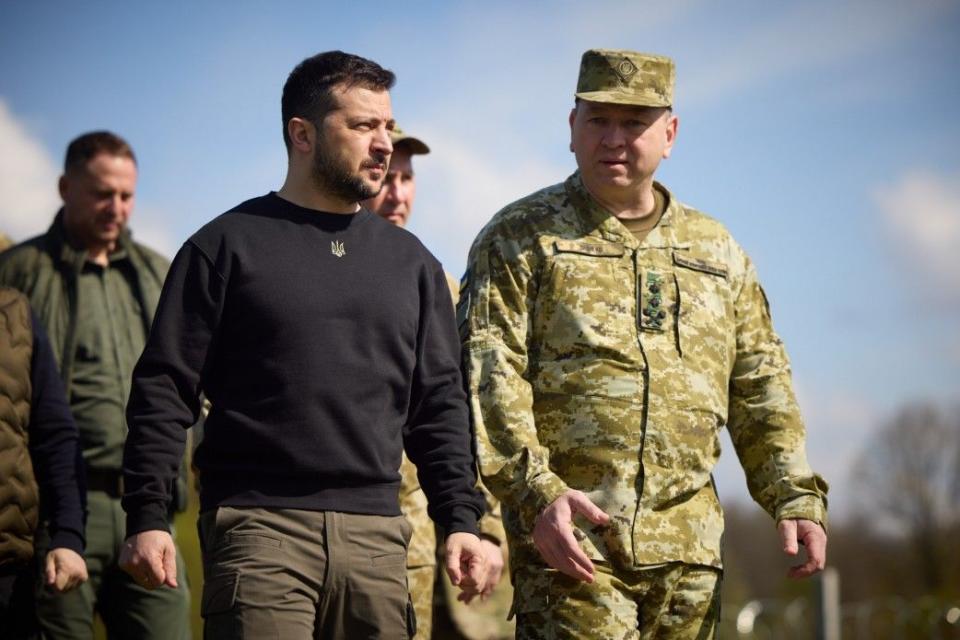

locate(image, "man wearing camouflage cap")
(459, 49), (829, 637)
(364, 125), (513, 640)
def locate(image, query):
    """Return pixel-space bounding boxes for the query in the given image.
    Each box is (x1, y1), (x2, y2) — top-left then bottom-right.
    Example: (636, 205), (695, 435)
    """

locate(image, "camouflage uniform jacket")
(460, 172), (827, 571)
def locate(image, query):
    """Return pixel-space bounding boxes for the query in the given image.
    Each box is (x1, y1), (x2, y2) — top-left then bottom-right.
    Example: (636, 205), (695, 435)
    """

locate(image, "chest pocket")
(672, 251), (735, 389)
(536, 240), (634, 360)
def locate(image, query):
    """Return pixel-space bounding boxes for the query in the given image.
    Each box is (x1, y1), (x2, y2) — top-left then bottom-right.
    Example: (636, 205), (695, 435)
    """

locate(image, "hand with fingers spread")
(778, 518), (827, 578)
(119, 530), (179, 590)
(44, 548), (88, 593)
(445, 531), (489, 600)
(457, 537), (505, 604)
(533, 490), (610, 582)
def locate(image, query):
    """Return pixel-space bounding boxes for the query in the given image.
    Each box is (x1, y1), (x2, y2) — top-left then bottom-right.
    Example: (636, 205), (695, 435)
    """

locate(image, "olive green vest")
(0, 288), (40, 565)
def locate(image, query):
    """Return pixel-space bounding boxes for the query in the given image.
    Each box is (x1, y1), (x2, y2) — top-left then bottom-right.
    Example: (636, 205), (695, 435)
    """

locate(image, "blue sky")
(2, 1), (959, 520)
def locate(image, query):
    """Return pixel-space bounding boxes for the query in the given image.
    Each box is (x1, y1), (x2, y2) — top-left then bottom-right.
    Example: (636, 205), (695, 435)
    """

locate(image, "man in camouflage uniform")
(364, 125), (512, 639)
(459, 49), (829, 638)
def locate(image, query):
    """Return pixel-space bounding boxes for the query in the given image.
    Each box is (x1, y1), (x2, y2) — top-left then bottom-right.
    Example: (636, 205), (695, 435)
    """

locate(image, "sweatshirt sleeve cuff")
(48, 529), (85, 556)
(440, 505), (481, 538)
(125, 503), (172, 538)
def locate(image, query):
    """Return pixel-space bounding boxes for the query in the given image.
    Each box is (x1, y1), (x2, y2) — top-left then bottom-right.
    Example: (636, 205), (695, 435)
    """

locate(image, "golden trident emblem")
(331, 240), (346, 258)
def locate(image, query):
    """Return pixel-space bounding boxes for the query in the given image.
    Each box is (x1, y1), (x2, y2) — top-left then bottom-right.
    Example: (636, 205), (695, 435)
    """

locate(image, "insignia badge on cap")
(615, 58), (639, 84)
(575, 49), (674, 107)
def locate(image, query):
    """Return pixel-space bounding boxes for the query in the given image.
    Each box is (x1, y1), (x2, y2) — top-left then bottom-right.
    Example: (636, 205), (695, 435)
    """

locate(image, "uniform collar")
(564, 172), (686, 249)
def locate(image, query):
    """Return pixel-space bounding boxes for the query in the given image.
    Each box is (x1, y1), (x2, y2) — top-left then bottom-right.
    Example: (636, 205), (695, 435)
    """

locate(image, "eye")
(588, 117), (608, 126)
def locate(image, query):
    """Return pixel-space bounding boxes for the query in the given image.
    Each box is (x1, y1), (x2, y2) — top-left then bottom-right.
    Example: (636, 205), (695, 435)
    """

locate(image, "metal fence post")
(816, 567), (841, 640)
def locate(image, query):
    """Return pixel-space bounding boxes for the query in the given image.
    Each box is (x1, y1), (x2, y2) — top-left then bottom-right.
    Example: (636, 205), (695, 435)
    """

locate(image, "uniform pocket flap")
(554, 239), (625, 258)
(371, 552), (407, 567)
(224, 532), (282, 548)
(201, 572), (239, 617)
(673, 252), (728, 278)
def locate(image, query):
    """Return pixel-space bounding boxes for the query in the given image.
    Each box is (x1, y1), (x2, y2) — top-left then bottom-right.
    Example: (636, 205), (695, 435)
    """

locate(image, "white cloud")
(0, 99), (60, 241)
(874, 170), (960, 302)
(0, 100), (179, 258)
(404, 126), (564, 278)
(130, 204), (178, 260)
(798, 385), (882, 486)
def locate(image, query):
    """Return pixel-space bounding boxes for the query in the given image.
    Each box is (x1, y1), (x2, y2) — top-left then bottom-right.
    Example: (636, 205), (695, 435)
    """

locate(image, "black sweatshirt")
(123, 193), (483, 537)
(29, 312), (85, 555)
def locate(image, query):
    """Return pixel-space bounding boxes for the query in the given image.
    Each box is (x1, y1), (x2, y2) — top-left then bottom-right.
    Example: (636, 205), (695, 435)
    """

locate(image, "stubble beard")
(311, 143), (385, 203)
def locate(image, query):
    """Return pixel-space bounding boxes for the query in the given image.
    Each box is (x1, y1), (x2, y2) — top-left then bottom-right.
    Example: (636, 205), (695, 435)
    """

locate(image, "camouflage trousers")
(513, 562), (720, 640)
(407, 564), (435, 640)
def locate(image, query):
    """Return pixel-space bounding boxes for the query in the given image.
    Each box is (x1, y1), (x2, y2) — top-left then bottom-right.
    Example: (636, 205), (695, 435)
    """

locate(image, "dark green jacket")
(0, 211), (167, 390)
(0, 212), (188, 513)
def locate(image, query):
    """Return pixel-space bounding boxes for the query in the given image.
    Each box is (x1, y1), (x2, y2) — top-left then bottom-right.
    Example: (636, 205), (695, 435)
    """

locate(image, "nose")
(373, 127), (393, 156)
(602, 124), (627, 148)
(107, 193), (123, 214)
(385, 176), (402, 201)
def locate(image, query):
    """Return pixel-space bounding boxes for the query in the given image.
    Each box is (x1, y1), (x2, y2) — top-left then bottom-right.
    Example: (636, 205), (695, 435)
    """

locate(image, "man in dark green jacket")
(0, 131), (190, 640)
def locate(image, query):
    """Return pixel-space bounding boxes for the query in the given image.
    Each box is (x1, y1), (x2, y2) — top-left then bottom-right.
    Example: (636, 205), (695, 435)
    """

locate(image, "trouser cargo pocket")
(201, 572), (239, 639)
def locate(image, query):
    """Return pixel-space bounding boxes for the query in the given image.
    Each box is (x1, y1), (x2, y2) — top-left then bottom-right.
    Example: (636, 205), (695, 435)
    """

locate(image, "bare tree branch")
(851, 402), (960, 591)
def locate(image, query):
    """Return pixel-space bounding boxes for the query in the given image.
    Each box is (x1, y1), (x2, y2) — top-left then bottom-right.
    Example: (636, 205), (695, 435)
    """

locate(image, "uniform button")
(649, 284), (660, 293)
(651, 298), (661, 307)
(657, 311), (666, 320)
(642, 308), (652, 316)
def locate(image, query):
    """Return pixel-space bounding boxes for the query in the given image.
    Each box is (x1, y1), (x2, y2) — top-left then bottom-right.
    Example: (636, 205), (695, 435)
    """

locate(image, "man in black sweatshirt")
(119, 51), (488, 638)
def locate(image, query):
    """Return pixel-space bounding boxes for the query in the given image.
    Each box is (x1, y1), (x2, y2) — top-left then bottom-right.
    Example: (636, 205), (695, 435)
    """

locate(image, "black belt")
(86, 468), (124, 498)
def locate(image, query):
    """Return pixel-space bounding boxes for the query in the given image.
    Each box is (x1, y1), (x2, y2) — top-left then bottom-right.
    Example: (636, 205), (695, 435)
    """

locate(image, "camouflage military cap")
(575, 49), (674, 107)
(390, 124), (430, 155)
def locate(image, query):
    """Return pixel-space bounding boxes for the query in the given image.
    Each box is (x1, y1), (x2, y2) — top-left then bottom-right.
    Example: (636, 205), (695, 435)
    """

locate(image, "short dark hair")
(64, 131), (136, 173)
(281, 50), (395, 151)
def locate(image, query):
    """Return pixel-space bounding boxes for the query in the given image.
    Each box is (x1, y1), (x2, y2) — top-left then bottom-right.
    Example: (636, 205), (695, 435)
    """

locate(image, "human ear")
(287, 117), (315, 154)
